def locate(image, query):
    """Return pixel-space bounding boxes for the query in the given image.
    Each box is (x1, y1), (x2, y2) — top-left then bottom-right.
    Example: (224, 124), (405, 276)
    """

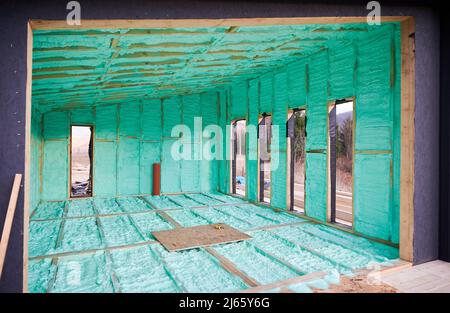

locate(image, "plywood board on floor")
(152, 223), (251, 252)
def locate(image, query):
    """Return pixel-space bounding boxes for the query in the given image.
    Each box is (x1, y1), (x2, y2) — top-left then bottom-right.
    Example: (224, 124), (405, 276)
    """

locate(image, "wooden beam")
(399, 17), (415, 262)
(0, 174), (23, 280)
(240, 271), (326, 293)
(23, 21), (33, 293)
(29, 16), (410, 30)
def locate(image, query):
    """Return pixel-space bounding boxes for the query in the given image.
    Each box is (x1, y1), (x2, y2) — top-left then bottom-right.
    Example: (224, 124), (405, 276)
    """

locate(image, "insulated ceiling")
(31, 23), (394, 112)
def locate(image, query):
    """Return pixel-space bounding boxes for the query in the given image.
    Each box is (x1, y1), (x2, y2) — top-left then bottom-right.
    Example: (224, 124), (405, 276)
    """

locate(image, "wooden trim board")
(29, 16), (410, 30)
(399, 17), (415, 262)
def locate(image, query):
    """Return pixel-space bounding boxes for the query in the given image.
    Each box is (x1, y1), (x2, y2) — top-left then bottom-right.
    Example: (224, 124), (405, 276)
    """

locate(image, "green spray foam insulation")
(129, 212), (173, 240)
(212, 241), (301, 285)
(109, 245), (181, 292)
(99, 215), (145, 247)
(116, 197), (154, 213)
(165, 209), (210, 228)
(190, 207), (254, 231)
(28, 258), (56, 293)
(67, 199), (95, 217)
(203, 192), (246, 204)
(50, 252), (114, 293)
(185, 193), (225, 206)
(29, 220), (61, 257)
(232, 204), (306, 224)
(151, 244), (248, 292)
(271, 224), (397, 270)
(93, 197), (123, 215)
(167, 194), (203, 208)
(29, 197), (399, 293)
(57, 217), (104, 253)
(248, 230), (350, 274)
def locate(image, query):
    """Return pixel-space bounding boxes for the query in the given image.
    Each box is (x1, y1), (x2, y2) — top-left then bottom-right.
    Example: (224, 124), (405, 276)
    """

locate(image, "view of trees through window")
(330, 100), (353, 226)
(292, 110), (306, 212)
(336, 102), (353, 194)
(71, 126), (93, 198)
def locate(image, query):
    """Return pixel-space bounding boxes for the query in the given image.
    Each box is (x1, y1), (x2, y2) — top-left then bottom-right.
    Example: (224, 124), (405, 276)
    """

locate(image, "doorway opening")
(231, 119), (247, 197)
(258, 114), (272, 204)
(70, 125), (93, 198)
(328, 99), (354, 227)
(287, 109), (306, 213)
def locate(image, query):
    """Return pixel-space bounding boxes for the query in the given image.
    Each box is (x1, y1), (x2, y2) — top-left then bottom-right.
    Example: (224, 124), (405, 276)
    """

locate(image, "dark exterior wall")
(439, 12), (450, 262)
(413, 8), (441, 264)
(0, 0), (441, 292)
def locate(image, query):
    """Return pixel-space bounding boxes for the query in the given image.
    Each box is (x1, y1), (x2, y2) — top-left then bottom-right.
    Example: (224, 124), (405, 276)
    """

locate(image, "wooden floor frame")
(23, 16), (415, 292)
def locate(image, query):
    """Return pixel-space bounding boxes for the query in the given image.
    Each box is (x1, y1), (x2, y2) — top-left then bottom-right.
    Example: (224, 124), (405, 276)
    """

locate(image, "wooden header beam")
(29, 16), (410, 30)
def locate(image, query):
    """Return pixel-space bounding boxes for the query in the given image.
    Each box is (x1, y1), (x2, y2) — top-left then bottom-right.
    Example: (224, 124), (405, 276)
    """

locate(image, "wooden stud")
(23, 21), (34, 293)
(29, 17), (410, 30)
(399, 17), (415, 262)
